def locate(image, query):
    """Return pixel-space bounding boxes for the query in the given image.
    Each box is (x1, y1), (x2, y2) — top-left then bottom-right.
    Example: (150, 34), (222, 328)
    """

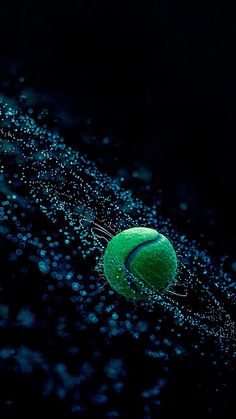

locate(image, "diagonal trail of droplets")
(0, 98), (235, 354)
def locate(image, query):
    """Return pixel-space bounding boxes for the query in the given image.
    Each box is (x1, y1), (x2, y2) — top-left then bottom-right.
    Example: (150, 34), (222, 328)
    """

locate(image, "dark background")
(0, 0), (236, 417)
(1, 0), (236, 250)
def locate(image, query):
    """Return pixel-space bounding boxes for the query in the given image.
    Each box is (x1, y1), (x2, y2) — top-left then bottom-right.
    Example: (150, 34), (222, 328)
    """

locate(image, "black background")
(1, 0), (236, 248)
(0, 0), (236, 417)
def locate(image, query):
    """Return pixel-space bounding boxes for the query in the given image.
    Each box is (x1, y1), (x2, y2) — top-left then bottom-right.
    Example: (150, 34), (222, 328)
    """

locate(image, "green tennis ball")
(103, 227), (177, 300)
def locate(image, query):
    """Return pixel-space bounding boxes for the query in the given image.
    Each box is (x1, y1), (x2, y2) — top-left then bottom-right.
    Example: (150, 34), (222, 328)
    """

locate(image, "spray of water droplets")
(0, 96), (235, 351)
(0, 92), (235, 413)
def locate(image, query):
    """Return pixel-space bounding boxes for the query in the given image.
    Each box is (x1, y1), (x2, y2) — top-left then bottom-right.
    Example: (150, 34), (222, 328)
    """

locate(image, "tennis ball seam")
(125, 236), (161, 272)
(124, 236), (162, 294)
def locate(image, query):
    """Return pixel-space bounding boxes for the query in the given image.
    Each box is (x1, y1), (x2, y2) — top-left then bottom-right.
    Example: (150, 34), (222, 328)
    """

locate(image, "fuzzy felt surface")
(103, 227), (177, 299)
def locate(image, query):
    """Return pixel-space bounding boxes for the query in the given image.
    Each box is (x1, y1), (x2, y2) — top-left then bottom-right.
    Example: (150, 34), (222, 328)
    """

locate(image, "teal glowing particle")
(103, 227), (177, 300)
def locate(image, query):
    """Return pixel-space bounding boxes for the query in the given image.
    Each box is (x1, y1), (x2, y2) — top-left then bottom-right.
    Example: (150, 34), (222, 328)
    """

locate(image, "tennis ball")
(103, 227), (177, 300)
